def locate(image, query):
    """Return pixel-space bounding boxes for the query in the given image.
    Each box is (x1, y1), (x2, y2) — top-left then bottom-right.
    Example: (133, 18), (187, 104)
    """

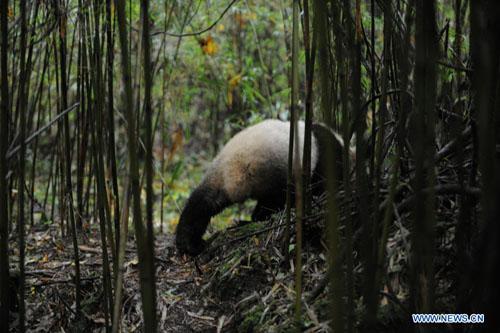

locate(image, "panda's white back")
(203, 119), (318, 203)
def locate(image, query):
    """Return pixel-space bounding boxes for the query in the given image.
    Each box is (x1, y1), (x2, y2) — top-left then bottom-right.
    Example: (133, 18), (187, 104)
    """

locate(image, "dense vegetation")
(1, 0), (499, 332)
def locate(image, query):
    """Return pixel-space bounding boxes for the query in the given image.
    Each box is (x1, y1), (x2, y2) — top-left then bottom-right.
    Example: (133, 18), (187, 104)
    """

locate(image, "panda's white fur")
(175, 119), (342, 256)
(203, 119), (318, 203)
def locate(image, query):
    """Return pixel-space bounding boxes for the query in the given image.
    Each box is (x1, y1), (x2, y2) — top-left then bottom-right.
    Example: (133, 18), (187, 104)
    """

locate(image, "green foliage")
(161, 0), (291, 122)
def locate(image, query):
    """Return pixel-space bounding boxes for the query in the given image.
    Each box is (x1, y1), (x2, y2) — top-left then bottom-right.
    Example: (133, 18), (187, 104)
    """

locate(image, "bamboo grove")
(0, 0), (499, 332)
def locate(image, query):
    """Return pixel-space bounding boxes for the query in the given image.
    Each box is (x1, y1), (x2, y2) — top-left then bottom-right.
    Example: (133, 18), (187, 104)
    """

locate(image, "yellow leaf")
(217, 24), (225, 32)
(199, 35), (218, 56)
(203, 39), (218, 55)
(227, 90), (233, 107)
(229, 74), (242, 89)
(246, 12), (257, 21)
(168, 125), (184, 163)
(227, 74), (242, 108)
(41, 254), (49, 263)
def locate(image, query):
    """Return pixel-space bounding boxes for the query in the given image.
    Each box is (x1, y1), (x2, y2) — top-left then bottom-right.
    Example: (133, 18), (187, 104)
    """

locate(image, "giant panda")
(175, 119), (346, 256)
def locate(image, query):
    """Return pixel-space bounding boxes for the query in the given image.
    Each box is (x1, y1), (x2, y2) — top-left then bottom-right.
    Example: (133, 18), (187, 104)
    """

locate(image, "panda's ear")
(312, 122), (343, 151)
(312, 122), (355, 156)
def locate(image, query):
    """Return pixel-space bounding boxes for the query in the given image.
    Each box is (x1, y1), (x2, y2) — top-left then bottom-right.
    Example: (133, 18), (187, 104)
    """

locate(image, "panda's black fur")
(175, 119), (346, 256)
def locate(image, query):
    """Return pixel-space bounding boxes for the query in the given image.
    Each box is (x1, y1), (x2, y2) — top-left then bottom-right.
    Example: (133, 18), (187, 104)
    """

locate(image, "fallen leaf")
(41, 254), (49, 263)
(78, 245), (101, 254)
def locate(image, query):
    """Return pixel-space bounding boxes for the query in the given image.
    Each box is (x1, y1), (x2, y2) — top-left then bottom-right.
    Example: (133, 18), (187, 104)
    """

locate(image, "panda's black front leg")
(251, 202), (271, 221)
(251, 198), (285, 222)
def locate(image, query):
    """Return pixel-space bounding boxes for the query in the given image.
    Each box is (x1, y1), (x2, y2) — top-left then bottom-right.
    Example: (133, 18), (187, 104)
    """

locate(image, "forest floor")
(11, 213), (340, 332)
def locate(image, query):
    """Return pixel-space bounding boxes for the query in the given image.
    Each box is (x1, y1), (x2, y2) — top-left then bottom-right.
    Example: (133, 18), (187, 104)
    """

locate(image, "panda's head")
(176, 222), (207, 256)
(175, 185), (222, 256)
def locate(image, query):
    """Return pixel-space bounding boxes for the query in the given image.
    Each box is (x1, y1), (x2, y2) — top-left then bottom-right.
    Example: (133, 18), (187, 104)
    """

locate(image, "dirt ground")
(11, 227), (227, 331)
(11, 218), (332, 332)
